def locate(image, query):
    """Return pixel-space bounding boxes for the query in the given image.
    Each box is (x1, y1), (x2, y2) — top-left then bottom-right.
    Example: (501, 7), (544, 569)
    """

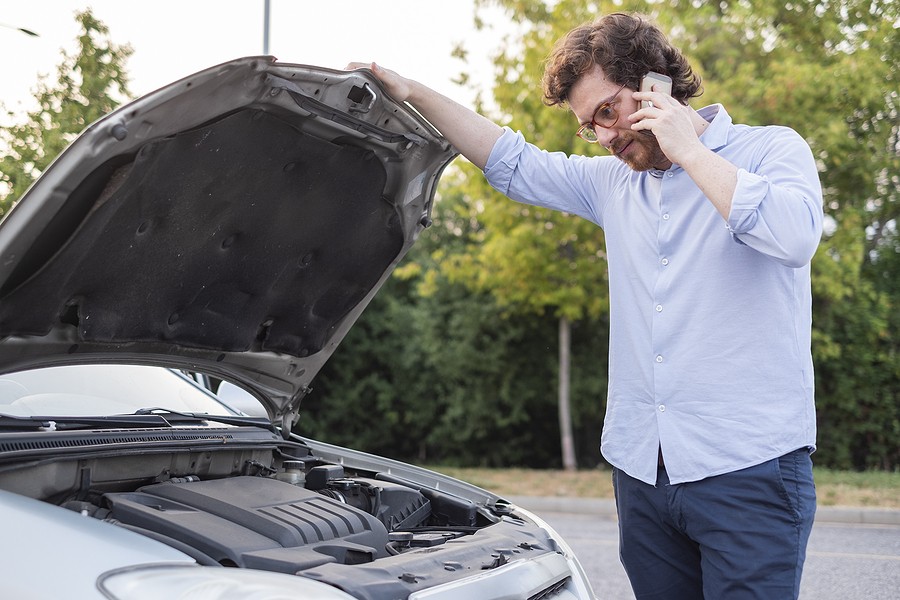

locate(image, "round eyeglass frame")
(575, 83), (628, 143)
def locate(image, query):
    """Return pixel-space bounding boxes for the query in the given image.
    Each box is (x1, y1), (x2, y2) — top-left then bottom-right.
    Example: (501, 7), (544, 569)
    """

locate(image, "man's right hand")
(345, 62), (412, 103)
(343, 62), (503, 170)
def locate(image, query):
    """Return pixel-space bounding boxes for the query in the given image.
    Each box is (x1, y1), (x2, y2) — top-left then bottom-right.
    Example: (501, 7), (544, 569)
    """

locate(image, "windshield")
(0, 364), (237, 417)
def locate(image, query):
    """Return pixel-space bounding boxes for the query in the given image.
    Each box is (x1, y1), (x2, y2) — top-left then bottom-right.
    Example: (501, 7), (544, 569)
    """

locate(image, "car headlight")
(510, 507), (597, 600)
(98, 564), (356, 600)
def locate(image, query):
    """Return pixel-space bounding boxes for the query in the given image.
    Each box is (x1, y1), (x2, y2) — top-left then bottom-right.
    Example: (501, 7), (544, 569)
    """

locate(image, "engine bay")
(0, 428), (563, 600)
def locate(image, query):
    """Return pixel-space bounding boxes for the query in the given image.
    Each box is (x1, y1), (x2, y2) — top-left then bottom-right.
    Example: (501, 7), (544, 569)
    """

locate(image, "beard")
(609, 131), (671, 172)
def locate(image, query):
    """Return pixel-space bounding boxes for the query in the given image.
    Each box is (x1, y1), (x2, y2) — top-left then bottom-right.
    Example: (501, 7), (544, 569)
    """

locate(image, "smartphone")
(640, 72), (673, 108)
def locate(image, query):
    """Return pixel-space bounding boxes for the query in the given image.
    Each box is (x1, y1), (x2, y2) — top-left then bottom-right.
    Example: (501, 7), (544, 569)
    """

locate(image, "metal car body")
(0, 57), (596, 599)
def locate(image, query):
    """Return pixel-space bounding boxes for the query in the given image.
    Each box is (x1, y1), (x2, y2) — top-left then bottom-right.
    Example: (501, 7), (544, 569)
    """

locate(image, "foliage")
(0, 10), (132, 218)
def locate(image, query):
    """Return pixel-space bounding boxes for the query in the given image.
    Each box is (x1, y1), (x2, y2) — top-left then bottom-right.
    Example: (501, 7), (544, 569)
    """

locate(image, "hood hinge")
(279, 385), (311, 440)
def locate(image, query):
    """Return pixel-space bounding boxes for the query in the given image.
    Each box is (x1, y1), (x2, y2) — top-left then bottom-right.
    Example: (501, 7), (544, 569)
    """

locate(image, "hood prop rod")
(279, 386), (309, 440)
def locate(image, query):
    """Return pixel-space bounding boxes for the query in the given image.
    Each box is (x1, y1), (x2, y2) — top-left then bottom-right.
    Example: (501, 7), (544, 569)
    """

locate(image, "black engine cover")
(103, 476), (389, 573)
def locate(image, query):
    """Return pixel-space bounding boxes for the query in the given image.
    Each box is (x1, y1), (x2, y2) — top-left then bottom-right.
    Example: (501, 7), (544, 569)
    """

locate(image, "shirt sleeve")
(726, 127), (824, 268)
(483, 127), (616, 227)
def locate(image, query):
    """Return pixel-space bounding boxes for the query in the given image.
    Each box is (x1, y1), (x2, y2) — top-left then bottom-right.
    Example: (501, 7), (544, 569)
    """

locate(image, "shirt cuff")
(726, 168), (767, 234)
(483, 127), (524, 195)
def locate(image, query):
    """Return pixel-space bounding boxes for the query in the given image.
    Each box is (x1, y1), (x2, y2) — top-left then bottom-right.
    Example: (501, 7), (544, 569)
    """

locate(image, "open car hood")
(0, 57), (456, 428)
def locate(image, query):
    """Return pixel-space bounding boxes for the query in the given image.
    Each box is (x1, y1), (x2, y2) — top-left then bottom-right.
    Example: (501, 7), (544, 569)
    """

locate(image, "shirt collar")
(697, 104), (730, 152)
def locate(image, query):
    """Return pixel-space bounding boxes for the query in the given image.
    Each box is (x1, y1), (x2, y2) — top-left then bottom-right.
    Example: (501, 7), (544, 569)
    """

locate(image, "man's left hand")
(628, 91), (704, 166)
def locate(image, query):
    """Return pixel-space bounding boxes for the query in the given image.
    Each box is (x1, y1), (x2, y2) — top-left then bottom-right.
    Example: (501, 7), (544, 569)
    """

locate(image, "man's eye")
(595, 105), (615, 120)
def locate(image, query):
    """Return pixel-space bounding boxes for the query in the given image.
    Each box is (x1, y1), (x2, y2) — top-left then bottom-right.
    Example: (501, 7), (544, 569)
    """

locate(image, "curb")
(506, 495), (900, 526)
(814, 506), (900, 526)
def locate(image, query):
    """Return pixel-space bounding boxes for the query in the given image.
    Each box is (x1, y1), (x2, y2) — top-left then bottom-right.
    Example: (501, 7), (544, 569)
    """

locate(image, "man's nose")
(594, 125), (618, 149)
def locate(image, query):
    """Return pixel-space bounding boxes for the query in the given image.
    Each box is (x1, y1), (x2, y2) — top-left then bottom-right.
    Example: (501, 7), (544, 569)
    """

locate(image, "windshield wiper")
(0, 413), (174, 431)
(0, 410), (277, 434)
(133, 408), (278, 435)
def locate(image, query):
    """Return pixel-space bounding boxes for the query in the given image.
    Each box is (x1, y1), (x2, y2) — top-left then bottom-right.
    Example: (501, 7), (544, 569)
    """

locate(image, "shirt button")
(659, 405), (666, 412)
(667, 172), (674, 178)
(661, 258), (669, 266)
(656, 305), (663, 312)
(656, 355), (663, 363)
(662, 213), (670, 220)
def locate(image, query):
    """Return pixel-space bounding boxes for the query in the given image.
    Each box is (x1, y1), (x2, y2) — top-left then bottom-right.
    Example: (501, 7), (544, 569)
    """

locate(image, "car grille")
(529, 576), (571, 600)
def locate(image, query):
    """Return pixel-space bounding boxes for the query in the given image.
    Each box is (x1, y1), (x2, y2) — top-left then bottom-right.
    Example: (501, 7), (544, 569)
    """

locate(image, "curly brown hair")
(542, 13), (702, 107)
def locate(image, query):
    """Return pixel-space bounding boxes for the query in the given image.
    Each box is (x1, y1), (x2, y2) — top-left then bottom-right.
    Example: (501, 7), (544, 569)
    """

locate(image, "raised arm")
(347, 62), (503, 170)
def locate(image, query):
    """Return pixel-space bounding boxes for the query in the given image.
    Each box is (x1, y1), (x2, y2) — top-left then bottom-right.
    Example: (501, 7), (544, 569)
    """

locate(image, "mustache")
(608, 130), (656, 153)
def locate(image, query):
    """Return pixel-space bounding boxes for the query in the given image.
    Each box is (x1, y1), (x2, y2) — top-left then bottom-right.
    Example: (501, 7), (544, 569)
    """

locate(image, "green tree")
(307, 184), (574, 467)
(0, 10), (132, 218)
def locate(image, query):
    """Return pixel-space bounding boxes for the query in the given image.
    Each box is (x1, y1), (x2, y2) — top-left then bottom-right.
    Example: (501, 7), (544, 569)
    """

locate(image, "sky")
(1, 0), (505, 116)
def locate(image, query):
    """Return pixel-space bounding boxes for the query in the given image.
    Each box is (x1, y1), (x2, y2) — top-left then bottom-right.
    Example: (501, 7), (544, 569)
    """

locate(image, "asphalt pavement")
(512, 496), (900, 600)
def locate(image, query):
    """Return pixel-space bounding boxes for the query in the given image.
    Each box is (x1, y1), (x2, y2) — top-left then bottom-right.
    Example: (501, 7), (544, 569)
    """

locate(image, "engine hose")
(385, 542), (403, 556)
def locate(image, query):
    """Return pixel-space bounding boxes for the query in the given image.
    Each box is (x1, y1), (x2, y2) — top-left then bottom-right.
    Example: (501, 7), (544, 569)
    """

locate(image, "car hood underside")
(0, 57), (456, 425)
(2, 108), (397, 356)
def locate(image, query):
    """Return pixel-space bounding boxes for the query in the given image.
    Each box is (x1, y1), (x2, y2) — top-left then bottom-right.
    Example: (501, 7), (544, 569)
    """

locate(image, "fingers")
(344, 62), (391, 88)
(344, 61), (376, 71)
(343, 62), (411, 102)
(632, 90), (676, 109)
(344, 62), (394, 83)
(629, 91), (680, 125)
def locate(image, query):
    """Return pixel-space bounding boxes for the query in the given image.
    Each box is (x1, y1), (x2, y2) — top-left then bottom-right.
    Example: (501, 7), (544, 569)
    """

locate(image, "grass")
(812, 468), (900, 508)
(426, 466), (900, 508)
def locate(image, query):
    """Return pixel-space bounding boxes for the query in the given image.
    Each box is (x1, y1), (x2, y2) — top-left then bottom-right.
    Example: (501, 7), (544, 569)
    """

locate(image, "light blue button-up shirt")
(483, 105), (823, 485)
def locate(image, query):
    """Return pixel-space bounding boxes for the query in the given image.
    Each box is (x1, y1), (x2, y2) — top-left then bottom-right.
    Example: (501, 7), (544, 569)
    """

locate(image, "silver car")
(0, 57), (596, 599)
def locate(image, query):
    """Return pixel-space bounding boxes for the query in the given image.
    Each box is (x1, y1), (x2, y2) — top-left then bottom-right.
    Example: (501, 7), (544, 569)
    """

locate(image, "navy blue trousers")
(613, 449), (816, 599)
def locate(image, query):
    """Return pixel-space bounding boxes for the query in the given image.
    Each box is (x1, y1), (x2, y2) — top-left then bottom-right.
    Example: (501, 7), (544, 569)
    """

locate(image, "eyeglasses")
(575, 83), (627, 143)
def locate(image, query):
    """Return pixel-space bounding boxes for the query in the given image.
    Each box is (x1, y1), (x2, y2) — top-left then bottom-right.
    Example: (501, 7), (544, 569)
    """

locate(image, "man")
(350, 11), (822, 599)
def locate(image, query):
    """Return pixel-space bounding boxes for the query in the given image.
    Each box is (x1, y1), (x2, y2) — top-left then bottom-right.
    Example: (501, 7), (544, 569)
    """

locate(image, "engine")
(2, 444), (563, 600)
(91, 461), (480, 575)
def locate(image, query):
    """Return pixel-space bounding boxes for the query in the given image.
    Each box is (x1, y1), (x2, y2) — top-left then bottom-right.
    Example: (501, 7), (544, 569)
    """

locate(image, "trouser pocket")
(774, 448), (817, 527)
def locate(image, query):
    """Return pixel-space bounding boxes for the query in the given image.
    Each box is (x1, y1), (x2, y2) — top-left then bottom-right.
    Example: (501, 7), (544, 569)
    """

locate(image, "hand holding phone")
(640, 72), (673, 109)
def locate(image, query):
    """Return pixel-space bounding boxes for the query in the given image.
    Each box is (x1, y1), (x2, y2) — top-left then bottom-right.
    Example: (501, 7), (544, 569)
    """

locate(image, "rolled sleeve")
(724, 129), (823, 268)
(482, 128), (617, 225)
(483, 127), (525, 196)
(727, 169), (767, 233)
